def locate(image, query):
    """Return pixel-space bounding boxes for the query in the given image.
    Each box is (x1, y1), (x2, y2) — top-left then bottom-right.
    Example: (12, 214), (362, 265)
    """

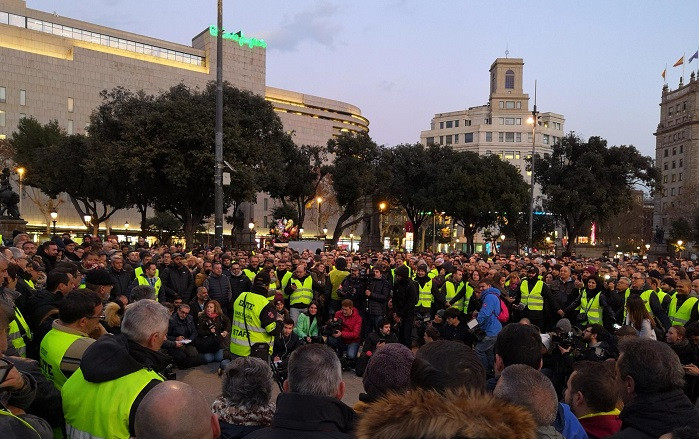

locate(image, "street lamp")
(83, 214), (92, 233)
(16, 167), (25, 215)
(677, 240), (684, 259)
(316, 196), (322, 236)
(299, 227), (304, 239)
(124, 220), (130, 243)
(248, 220), (255, 250)
(323, 227), (328, 237)
(526, 94), (538, 254)
(350, 233), (354, 251)
(50, 208), (57, 236)
(379, 202), (386, 246)
(645, 243), (650, 254)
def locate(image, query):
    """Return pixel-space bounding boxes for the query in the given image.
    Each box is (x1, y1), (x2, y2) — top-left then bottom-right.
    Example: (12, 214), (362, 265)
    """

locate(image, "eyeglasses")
(0, 358), (15, 384)
(85, 314), (105, 319)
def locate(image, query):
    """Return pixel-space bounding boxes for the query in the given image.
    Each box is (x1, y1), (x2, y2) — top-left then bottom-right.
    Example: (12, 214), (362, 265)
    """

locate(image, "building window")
(446, 121), (453, 129)
(543, 135), (550, 145)
(484, 118), (491, 125)
(504, 152), (514, 160)
(19, 89), (26, 106)
(445, 135), (452, 145)
(454, 134), (459, 144)
(505, 132), (516, 142)
(668, 107), (673, 116)
(464, 133), (474, 143)
(263, 198), (268, 211)
(505, 70), (514, 89)
(0, 110), (4, 127)
(0, 87), (5, 103)
(506, 101), (515, 109)
(679, 158), (683, 167)
(67, 120), (74, 135)
(672, 174), (676, 182)
(679, 172), (683, 181)
(527, 133), (532, 142)
(454, 120), (459, 128)
(68, 97), (74, 113)
(672, 161), (676, 169)
(672, 147), (676, 155)
(498, 132), (504, 142)
(671, 188), (675, 196)
(664, 149), (668, 157)
(439, 122), (444, 129)
(19, 113), (26, 119)
(679, 145), (683, 153)
(679, 187), (682, 195)
(499, 101), (504, 109)
(439, 136), (443, 144)
(464, 120), (471, 126)
(515, 152), (521, 159)
(485, 132), (492, 142)
(426, 137), (434, 145)
(263, 216), (268, 228)
(516, 101), (522, 109)
(663, 175), (668, 183)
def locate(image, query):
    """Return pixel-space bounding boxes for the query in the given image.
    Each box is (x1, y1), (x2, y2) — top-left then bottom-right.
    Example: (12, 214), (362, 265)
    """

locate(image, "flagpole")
(683, 52), (685, 83)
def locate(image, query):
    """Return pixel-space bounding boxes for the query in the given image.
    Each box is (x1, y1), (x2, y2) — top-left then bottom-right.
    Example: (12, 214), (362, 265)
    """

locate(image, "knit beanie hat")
(363, 343), (415, 400)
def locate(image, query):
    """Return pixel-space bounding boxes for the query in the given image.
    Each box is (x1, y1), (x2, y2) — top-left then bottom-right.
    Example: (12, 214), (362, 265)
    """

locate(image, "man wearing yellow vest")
(243, 255), (262, 282)
(668, 279), (699, 327)
(61, 299), (171, 439)
(128, 262), (161, 301)
(415, 264), (437, 319)
(519, 266), (560, 331)
(285, 264), (322, 322)
(39, 290), (102, 391)
(628, 272), (670, 330)
(441, 267), (474, 316)
(230, 271), (280, 359)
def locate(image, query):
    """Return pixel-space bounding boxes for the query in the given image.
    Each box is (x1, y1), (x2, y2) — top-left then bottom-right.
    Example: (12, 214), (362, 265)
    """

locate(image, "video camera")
(322, 317), (344, 337)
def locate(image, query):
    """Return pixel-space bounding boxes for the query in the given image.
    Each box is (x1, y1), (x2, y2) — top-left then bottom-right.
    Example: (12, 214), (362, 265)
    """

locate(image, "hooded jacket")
(609, 389), (699, 438)
(355, 388), (537, 439)
(477, 287), (503, 336)
(392, 265), (418, 318)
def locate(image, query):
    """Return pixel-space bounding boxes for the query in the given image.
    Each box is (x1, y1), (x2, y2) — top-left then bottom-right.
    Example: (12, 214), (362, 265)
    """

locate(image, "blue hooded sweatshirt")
(476, 287), (503, 336)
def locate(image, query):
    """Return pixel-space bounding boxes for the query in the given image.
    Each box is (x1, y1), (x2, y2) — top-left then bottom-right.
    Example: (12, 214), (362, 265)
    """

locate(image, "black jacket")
(609, 389), (699, 438)
(246, 392), (355, 439)
(109, 267), (134, 300)
(167, 314), (198, 342)
(79, 333), (171, 437)
(392, 270), (418, 318)
(204, 274), (233, 308)
(230, 273), (252, 302)
(161, 265), (194, 303)
(362, 277), (391, 317)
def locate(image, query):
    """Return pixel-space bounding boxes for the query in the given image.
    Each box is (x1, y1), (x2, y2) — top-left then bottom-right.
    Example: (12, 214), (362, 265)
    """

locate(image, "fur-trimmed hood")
(356, 388), (537, 439)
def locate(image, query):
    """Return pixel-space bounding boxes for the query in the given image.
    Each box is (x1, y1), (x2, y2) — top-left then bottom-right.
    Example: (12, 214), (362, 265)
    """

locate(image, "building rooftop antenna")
(505, 43), (509, 58)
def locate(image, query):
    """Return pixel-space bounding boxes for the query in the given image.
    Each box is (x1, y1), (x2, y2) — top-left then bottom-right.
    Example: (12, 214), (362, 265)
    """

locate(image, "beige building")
(420, 58), (565, 200)
(0, 0), (368, 240)
(653, 72), (699, 242)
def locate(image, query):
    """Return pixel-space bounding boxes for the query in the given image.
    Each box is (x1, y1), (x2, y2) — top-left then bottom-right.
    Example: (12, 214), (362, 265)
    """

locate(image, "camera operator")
(355, 318), (398, 377)
(326, 299), (362, 370)
(576, 324), (616, 362)
(541, 318), (582, 397)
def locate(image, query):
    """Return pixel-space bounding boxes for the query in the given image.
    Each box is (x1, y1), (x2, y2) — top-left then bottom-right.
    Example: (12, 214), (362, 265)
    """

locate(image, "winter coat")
(578, 412), (621, 439)
(609, 389), (699, 438)
(295, 312), (320, 339)
(230, 273), (252, 302)
(109, 267), (134, 300)
(392, 266), (418, 318)
(167, 313), (198, 342)
(334, 308), (362, 344)
(196, 313), (231, 352)
(363, 277), (391, 317)
(161, 265), (194, 303)
(477, 287), (503, 337)
(246, 392), (355, 439)
(355, 387), (537, 439)
(204, 274), (233, 309)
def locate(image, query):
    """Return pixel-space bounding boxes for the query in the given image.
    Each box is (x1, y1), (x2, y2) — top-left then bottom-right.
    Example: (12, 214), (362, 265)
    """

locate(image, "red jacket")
(578, 412), (621, 439)
(334, 307), (362, 344)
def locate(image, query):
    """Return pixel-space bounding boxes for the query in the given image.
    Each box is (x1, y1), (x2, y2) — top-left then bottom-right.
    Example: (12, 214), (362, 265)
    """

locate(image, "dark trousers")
(166, 345), (203, 368)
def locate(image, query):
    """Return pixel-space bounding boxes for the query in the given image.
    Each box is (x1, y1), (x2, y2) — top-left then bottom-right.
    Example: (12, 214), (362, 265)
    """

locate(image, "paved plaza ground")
(178, 362), (365, 407)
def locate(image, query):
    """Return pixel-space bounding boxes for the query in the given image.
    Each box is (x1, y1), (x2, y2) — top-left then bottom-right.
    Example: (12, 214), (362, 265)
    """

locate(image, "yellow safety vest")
(520, 279), (544, 311)
(136, 275), (162, 299)
(417, 280), (433, 308)
(8, 308), (31, 357)
(62, 367), (163, 439)
(579, 289), (602, 325)
(39, 328), (85, 391)
(623, 289), (654, 321)
(657, 290), (669, 306)
(289, 277), (314, 307)
(445, 281), (473, 312)
(329, 269), (350, 301)
(428, 269), (438, 279)
(230, 292), (275, 357)
(134, 266), (159, 278)
(668, 296), (699, 326)
(243, 267), (261, 282)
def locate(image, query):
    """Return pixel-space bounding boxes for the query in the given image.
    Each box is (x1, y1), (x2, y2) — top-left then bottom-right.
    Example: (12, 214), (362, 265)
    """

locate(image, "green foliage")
(534, 133), (660, 252)
(669, 217), (693, 243)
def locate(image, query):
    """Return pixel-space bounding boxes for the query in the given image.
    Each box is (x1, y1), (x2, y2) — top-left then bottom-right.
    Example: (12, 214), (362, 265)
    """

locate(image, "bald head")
(134, 381), (220, 439)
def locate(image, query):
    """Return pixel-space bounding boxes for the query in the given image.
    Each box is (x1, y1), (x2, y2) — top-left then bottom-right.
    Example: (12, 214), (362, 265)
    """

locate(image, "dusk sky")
(29, 0), (699, 157)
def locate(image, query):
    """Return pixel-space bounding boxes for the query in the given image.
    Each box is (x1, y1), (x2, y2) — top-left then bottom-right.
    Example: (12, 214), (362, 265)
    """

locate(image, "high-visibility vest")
(289, 277), (314, 307)
(8, 307), (31, 357)
(668, 296), (699, 326)
(417, 280), (433, 308)
(26, 279), (35, 290)
(243, 267), (261, 282)
(62, 367), (163, 439)
(39, 328), (85, 391)
(329, 269), (350, 301)
(428, 269), (438, 279)
(657, 290), (669, 305)
(136, 275), (161, 299)
(520, 279), (544, 311)
(230, 292), (275, 357)
(134, 266), (159, 278)
(0, 408), (41, 438)
(445, 281), (472, 312)
(579, 289), (602, 325)
(623, 289), (654, 321)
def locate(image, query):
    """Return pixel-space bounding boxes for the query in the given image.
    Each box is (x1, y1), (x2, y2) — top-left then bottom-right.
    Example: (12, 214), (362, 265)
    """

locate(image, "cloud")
(263, 2), (342, 52)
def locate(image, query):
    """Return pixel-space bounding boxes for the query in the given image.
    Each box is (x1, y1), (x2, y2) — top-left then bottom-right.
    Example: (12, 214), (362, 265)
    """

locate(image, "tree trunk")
(183, 217), (196, 250)
(139, 204), (148, 236)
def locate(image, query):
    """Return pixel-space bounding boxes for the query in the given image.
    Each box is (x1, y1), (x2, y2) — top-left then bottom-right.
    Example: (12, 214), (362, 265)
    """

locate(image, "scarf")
(211, 397), (275, 427)
(206, 310), (219, 319)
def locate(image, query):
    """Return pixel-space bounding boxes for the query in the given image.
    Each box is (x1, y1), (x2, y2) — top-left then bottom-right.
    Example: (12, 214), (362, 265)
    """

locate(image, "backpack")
(496, 296), (509, 323)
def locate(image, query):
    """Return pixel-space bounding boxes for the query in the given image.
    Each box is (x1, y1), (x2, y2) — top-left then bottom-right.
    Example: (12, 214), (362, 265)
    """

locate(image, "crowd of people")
(1, 229), (699, 438)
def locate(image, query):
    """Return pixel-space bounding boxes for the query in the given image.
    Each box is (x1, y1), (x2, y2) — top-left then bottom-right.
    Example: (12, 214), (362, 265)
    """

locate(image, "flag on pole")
(662, 68), (666, 79)
(673, 56), (684, 67)
(690, 51), (699, 63)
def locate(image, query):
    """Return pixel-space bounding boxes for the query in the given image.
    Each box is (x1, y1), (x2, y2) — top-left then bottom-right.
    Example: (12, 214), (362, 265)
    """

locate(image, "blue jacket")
(477, 287), (502, 337)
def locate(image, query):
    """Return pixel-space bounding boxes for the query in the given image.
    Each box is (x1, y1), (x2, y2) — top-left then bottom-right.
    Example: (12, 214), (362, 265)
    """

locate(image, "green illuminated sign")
(209, 26), (267, 49)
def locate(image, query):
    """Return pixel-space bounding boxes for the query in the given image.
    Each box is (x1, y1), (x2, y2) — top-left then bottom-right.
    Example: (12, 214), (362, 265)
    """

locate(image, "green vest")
(290, 277), (314, 307)
(445, 281), (472, 312)
(243, 267), (261, 282)
(623, 289), (654, 321)
(136, 275), (162, 299)
(579, 289), (602, 325)
(230, 292), (275, 357)
(417, 280), (433, 308)
(657, 290), (669, 306)
(329, 269), (350, 301)
(8, 307), (31, 357)
(520, 279), (544, 311)
(26, 279), (35, 290)
(62, 367), (163, 439)
(0, 409), (41, 438)
(428, 269), (438, 279)
(668, 296), (699, 326)
(40, 328), (85, 391)
(134, 266), (159, 278)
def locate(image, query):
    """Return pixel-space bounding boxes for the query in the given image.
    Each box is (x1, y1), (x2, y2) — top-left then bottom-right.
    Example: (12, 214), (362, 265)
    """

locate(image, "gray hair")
(221, 357), (273, 410)
(618, 338), (685, 394)
(122, 299), (170, 345)
(287, 344), (342, 397)
(131, 285), (156, 302)
(493, 364), (558, 426)
(7, 247), (24, 260)
(618, 276), (631, 285)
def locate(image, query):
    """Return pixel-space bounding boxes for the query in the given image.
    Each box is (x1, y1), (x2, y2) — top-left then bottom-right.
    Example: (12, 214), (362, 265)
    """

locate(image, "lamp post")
(323, 227), (328, 237)
(316, 197), (322, 237)
(248, 220), (255, 250)
(16, 167), (25, 215)
(499, 234), (506, 255)
(350, 233), (354, 252)
(677, 240), (684, 260)
(299, 228), (304, 240)
(526, 85), (538, 254)
(50, 208), (57, 236)
(213, 0), (224, 248)
(644, 243), (650, 256)
(379, 202), (386, 248)
(124, 220), (129, 243)
(83, 214), (92, 233)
